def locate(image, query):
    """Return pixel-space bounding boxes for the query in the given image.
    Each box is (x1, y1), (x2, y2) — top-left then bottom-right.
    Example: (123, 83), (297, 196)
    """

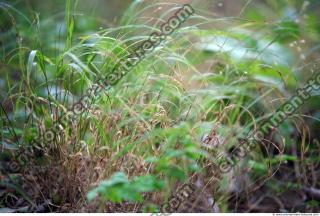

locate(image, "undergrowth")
(0, 0), (319, 213)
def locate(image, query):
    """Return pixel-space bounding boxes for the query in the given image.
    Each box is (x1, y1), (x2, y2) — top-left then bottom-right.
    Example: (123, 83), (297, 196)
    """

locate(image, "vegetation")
(0, 0), (319, 213)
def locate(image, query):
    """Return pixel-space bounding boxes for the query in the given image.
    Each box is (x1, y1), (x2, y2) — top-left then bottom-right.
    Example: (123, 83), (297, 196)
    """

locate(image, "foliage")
(0, 0), (319, 213)
(87, 172), (164, 203)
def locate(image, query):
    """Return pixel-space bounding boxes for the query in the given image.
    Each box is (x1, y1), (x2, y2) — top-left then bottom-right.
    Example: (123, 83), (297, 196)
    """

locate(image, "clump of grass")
(1, 0), (320, 213)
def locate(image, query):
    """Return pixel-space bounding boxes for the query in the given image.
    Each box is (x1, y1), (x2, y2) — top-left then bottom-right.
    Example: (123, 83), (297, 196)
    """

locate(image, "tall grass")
(1, 0), (319, 212)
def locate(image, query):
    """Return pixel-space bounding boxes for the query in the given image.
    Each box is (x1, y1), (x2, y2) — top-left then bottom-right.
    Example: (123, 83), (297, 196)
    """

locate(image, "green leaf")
(100, 172), (129, 187)
(165, 149), (185, 158)
(86, 188), (99, 202)
(131, 175), (164, 192)
(248, 160), (267, 173)
(163, 166), (186, 181)
(86, 172), (129, 202)
(272, 21), (300, 42)
(87, 172), (164, 203)
(144, 156), (158, 163)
